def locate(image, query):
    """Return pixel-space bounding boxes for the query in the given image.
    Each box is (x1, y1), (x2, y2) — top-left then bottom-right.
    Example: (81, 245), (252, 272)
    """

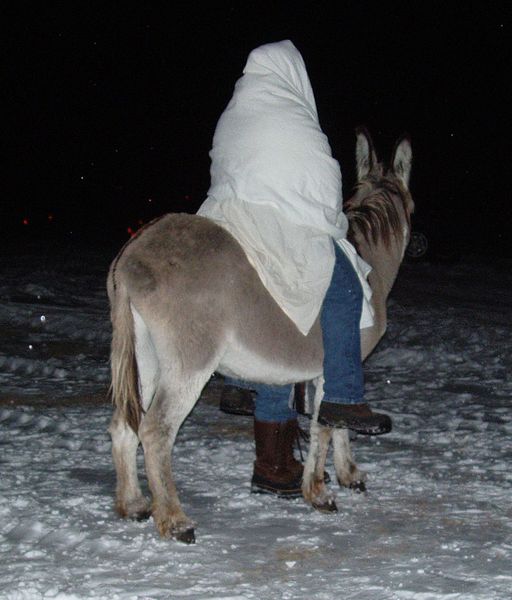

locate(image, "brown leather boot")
(251, 419), (303, 498)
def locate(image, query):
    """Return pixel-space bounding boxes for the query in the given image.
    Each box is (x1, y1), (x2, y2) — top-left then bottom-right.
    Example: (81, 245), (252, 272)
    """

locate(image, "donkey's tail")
(109, 283), (142, 432)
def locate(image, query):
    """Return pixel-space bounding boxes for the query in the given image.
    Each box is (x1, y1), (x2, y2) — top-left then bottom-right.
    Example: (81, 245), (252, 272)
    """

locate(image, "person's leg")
(321, 244), (365, 405)
(252, 383), (296, 422)
(219, 378), (297, 421)
(221, 379), (303, 497)
(318, 244), (392, 435)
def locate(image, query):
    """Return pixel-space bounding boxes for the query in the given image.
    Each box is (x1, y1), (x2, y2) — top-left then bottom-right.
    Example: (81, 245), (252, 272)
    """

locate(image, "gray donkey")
(107, 128), (413, 542)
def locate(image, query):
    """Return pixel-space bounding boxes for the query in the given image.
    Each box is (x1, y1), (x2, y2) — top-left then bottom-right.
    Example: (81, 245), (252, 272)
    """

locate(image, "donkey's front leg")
(301, 377), (337, 512)
(301, 382), (336, 511)
(332, 429), (367, 493)
(302, 417), (337, 512)
(138, 390), (195, 543)
(109, 409), (151, 520)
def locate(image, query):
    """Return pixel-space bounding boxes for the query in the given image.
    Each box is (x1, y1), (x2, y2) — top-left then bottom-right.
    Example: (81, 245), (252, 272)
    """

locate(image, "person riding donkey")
(197, 40), (392, 498)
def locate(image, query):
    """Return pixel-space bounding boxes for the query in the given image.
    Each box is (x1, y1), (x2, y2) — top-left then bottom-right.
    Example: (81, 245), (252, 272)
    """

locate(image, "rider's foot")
(219, 385), (255, 416)
(318, 401), (392, 435)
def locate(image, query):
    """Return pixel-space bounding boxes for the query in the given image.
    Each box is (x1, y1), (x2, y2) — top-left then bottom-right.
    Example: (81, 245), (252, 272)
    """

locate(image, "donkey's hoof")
(312, 499), (338, 513)
(134, 510), (152, 521)
(349, 480), (367, 493)
(116, 498), (151, 521)
(175, 528), (196, 544)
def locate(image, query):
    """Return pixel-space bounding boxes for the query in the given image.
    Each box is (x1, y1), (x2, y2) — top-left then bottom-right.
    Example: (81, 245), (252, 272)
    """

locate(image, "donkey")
(107, 128), (413, 542)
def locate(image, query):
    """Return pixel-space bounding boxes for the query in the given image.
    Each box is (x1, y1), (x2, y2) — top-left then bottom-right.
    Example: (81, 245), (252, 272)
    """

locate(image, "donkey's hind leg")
(332, 429), (367, 493)
(138, 374), (206, 543)
(109, 410), (151, 520)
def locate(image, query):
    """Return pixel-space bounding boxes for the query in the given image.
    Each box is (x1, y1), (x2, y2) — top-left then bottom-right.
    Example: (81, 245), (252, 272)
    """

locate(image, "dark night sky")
(4, 1), (510, 255)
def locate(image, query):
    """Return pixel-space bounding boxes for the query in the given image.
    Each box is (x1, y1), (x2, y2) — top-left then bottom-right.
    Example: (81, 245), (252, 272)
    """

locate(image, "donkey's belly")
(217, 340), (322, 385)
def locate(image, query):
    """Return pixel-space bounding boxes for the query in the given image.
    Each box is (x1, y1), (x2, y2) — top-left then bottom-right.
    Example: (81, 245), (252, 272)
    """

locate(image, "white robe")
(198, 40), (373, 335)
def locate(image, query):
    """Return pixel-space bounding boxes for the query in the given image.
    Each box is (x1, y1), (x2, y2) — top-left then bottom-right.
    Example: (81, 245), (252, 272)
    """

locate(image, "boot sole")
(250, 475), (303, 499)
(318, 416), (392, 436)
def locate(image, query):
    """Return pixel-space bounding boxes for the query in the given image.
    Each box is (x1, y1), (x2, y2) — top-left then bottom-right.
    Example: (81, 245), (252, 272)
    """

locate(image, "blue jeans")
(226, 243), (365, 422)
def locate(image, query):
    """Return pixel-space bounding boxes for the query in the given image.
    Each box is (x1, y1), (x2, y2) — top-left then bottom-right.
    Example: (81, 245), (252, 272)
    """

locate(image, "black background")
(4, 1), (510, 256)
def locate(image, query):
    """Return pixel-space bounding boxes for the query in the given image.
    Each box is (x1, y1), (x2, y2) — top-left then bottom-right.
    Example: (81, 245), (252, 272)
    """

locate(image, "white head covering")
(198, 40), (373, 334)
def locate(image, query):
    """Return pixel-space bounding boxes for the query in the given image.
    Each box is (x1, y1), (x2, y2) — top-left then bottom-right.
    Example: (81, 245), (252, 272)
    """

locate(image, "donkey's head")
(345, 127), (414, 264)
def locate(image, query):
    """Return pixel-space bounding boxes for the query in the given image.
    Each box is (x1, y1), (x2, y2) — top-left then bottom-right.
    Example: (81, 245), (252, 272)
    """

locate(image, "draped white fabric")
(198, 40), (373, 334)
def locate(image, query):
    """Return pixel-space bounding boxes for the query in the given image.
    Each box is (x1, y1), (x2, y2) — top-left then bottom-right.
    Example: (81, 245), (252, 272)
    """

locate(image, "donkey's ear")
(392, 134), (412, 188)
(355, 126), (377, 181)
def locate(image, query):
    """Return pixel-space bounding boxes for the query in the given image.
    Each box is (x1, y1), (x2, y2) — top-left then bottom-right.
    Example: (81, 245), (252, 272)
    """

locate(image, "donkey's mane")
(344, 176), (411, 249)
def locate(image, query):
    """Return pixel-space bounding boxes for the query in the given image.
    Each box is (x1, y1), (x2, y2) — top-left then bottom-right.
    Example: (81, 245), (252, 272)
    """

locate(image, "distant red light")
(48, 214), (54, 222)
(22, 218), (29, 225)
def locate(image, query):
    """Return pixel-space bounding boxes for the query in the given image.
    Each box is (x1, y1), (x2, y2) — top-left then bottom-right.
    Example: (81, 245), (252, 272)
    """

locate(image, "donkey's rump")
(109, 213), (323, 384)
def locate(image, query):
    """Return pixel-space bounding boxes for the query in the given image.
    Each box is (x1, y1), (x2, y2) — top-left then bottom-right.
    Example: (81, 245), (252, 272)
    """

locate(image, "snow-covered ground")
(1, 243), (511, 599)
